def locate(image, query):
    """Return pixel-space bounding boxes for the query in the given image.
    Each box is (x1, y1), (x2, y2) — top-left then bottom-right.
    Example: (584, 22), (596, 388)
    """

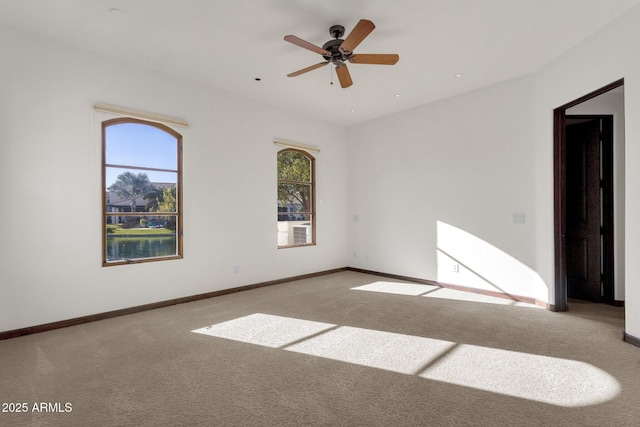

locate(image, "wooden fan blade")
(287, 62), (329, 77)
(340, 19), (375, 54)
(335, 64), (353, 88)
(284, 35), (330, 56)
(350, 54), (399, 65)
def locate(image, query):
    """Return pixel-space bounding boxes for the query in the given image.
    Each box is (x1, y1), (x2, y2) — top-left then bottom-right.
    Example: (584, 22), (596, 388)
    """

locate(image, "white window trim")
(95, 102), (189, 128)
(274, 138), (320, 153)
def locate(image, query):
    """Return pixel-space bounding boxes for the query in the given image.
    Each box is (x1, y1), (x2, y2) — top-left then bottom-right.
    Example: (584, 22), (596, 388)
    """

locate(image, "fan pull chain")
(330, 64), (334, 85)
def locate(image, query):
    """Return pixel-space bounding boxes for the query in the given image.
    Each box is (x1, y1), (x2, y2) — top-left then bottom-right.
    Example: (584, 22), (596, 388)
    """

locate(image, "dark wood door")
(565, 119), (601, 301)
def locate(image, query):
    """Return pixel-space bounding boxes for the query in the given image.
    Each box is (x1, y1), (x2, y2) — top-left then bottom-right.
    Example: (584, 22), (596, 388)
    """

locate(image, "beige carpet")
(1, 271), (639, 426)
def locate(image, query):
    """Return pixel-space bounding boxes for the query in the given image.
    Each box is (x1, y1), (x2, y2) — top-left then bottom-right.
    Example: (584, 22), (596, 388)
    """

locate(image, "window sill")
(277, 243), (316, 249)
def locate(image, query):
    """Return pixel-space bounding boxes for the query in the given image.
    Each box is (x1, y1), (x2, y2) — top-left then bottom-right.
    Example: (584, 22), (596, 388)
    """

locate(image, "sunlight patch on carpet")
(192, 313), (619, 407)
(284, 326), (455, 375)
(422, 287), (542, 308)
(419, 344), (620, 407)
(351, 281), (440, 296)
(352, 281), (542, 308)
(192, 313), (336, 348)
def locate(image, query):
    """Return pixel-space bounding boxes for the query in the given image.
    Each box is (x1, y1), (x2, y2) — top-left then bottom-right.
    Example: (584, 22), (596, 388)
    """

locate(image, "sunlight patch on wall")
(192, 313), (619, 407)
(437, 221), (548, 302)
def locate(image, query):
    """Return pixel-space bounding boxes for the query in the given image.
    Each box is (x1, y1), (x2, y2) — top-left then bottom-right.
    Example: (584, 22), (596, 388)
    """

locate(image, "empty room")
(1, 1), (640, 425)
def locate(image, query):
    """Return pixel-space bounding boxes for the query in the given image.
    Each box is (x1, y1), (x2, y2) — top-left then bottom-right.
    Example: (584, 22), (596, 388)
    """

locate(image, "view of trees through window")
(277, 148), (315, 247)
(103, 118), (182, 265)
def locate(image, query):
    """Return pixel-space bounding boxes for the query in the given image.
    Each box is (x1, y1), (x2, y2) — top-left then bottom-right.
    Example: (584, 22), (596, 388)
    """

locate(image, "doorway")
(565, 115), (613, 303)
(553, 79), (623, 311)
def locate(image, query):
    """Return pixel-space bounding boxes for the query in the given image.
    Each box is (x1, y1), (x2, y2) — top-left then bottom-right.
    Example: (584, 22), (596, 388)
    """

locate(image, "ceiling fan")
(284, 19), (399, 88)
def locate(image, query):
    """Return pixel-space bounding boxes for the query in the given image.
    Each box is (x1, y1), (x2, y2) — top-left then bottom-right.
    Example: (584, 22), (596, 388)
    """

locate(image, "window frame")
(277, 148), (316, 249)
(102, 117), (183, 266)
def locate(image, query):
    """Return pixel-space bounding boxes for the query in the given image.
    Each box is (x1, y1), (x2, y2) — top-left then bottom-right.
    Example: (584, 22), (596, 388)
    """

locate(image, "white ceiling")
(1, 0), (638, 127)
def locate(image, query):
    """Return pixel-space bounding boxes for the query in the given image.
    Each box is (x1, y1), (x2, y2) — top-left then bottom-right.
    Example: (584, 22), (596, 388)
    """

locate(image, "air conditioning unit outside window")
(293, 224), (311, 245)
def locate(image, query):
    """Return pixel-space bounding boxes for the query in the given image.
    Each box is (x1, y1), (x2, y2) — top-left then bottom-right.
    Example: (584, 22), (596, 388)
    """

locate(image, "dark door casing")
(554, 79), (621, 312)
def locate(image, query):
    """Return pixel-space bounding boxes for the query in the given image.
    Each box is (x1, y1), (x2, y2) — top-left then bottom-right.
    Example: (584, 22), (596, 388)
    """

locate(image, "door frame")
(553, 78), (623, 311)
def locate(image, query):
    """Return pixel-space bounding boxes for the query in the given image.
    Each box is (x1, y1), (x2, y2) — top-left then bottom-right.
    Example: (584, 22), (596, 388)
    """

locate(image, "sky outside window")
(105, 123), (178, 187)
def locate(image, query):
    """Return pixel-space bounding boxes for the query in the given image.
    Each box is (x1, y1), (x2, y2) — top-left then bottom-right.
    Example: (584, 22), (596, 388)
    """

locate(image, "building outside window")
(102, 118), (183, 265)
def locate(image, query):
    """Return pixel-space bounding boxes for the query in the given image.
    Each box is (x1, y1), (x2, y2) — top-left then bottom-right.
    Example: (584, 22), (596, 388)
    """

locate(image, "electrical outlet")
(453, 263), (460, 273)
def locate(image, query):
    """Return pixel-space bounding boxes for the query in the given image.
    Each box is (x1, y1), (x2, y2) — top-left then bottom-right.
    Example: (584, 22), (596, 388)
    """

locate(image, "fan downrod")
(322, 25), (351, 65)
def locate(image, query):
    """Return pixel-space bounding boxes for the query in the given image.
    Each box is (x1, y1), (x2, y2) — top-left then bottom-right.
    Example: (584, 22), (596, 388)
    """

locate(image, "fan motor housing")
(322, 39), (352, 64)
(321, 25), (353, 65)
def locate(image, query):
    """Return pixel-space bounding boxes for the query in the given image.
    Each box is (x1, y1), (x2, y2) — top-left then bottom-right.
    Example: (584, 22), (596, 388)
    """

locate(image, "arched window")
(102, 118), (183, 265)
(277, 148), (315, 248)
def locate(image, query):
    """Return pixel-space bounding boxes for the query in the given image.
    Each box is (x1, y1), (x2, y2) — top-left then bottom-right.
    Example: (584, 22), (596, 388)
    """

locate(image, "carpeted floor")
(1, 271), (639, 426)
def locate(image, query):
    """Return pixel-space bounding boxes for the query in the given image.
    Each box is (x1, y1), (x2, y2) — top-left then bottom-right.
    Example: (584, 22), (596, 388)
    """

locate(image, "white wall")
(4, 4), (640, 340)
(347, 75), (547, 303)
(566, 90), (625, 300)
(347, 4), (640, 338)
(533, 5), (640, 337)
(0, 25), (349, 332)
